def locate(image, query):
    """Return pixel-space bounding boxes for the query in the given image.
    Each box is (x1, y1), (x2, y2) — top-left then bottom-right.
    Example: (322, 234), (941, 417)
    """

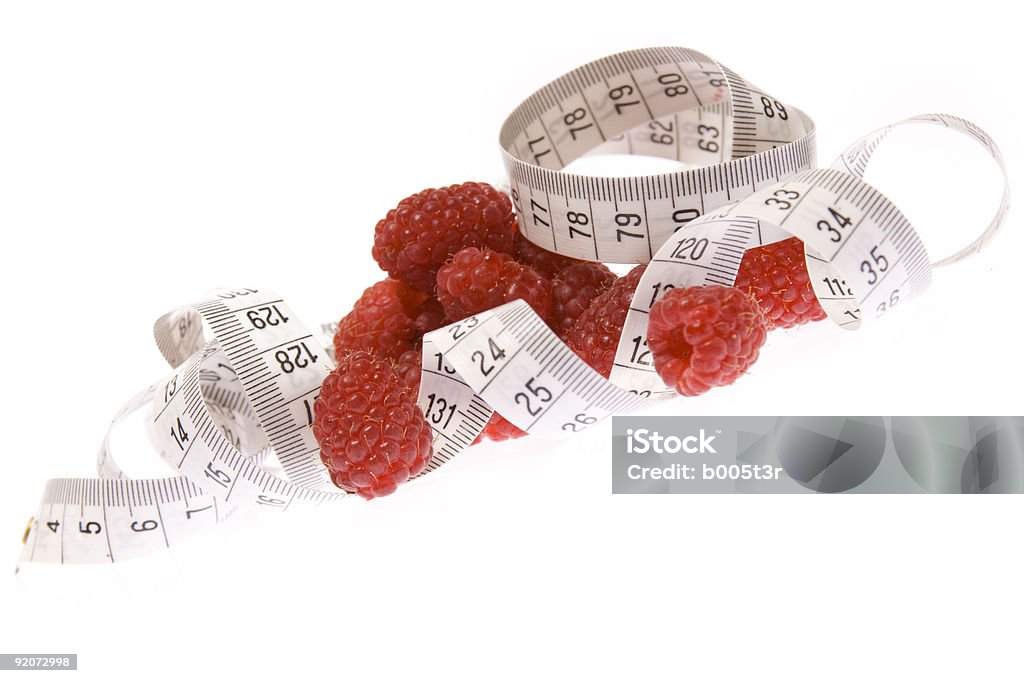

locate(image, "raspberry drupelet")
(734, 237), (827, 329)
(550, 262), (617, 336)
(312, 351), (433, 500)
(647, 285), (768, 397)
(562, 264), (647, 378)
(436, 247), (552, 322)
(332, 279), (431, 364)
(372, 182), (517, 293)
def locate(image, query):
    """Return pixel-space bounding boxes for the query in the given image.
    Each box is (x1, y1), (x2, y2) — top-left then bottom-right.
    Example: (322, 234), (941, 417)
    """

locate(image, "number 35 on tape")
(19, 47), (1009, 566)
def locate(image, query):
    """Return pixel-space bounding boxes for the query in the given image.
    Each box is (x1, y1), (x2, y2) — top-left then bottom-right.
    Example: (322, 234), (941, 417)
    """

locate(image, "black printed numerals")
(218, 288), (259, 300)
(761, 96), (788, 120)
(609, 84), (640, 115)
(204, 461), (232, 489)
(649, 119), (673, 145)
(170, 417), (189, 451)
(670, 237), (709, 260)
(567, 211), (591, 239)
(764, 188), (800, 210)
(527, 136), (552, 164)
(246, 304), (290, 330)
(434, 352), (457, 375)
(821, 278), (853, 298)
(630, 336), (652, 366)
(875, 290), (901, 316)
(860, 246), (890, 285)
(658, 72), (689, 98)
(163, 375), (178, 403)
(616, 213), (644, 242)
(530, 198), (549, 229)
(562, 413), (598, 432)
(563, 107), (593, 141)
(514, 377), (554, 417)
(185, 505), (212, 519)
(649, 282), (676, 307)
(470, 337), (506, 377)
(672, 208), (701, 231)
(275, 342), (319, 373)
(817, 207), (852, 243)
(303, 397), (316, 426)
(697, 124), (720, 153)
(424, 393), (458, 430)
(448, 316), (479, 341)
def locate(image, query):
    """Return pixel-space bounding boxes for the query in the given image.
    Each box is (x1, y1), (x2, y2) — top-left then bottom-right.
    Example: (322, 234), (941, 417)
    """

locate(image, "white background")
(1, 1), (1021, 680)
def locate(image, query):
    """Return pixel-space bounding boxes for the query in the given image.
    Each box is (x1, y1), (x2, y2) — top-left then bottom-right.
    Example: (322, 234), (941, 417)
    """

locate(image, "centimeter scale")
(18, 47), (1009, 566)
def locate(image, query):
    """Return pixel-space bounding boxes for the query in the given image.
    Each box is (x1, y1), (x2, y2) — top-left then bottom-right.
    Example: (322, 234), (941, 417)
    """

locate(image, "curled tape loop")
(831, 113), (1010, 267)
(23, 290), (348, 566)
(19, 48), (1010, 566)
(499, 46), (816, 264)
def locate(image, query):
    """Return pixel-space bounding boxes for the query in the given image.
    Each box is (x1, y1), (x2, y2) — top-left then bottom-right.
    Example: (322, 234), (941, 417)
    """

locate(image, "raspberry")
(372, 182), (517, 292)
(436, 247), (552, 322)
(332, 279), (425, 363)
(333, 280), (447, 364)
(512, 228), (590, 278)
(476, 413), (528, 443)
(312, 351), (433, 500)
(413, 296), (448, 338)
(393, 348), (526, 446)
(647, 286), (768, 397)
(563, 265), (646, 378)
(393, 339), (528, 446)
(395, 348), (422, 397)
(734, 237), (827, 329)
(392, 347), (527, 446)
(550, 262), (616, 335)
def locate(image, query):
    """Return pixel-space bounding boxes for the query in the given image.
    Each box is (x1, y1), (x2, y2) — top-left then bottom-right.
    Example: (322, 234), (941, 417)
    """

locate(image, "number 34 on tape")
(19, 47), (1010, 566)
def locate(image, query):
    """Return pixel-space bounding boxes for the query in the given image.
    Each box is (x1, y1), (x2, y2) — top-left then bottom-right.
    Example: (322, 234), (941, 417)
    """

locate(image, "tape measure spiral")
(499, 46), (815, 264)
(18, 47), (1009, 566)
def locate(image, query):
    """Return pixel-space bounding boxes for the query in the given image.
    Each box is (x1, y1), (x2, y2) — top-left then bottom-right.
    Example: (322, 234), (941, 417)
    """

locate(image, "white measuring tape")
(18, 47), (1009, 565)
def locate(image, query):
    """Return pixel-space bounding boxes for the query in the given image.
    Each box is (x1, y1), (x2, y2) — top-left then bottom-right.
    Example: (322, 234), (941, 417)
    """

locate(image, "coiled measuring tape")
(18, 47), (1009, 565)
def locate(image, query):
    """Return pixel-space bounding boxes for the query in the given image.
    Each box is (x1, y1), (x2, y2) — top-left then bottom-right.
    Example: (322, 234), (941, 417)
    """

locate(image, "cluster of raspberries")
(313, 181), (826, 498)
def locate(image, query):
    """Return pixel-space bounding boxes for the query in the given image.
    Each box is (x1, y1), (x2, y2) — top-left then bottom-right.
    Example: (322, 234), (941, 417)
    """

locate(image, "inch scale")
(19, 47), (1009, 566)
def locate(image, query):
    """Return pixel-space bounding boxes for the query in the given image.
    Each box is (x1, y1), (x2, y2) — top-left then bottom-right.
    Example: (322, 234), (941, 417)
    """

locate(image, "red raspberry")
(372, 182), (517, 292)
(734, 237), (827, 329)
(550, 262), (616, 335)
(391, 347), (527, 446)
(512, 228), (590, 278)
(563, 265), (646, 378)
(333, 279), (446, 364)
(436, 247), (552, 321)
(477, 413), (528, 443)
(413, 296), (448, 338)
(395, 348), (422, 397)
(312, 351), (433, 500)
(393, 346), (528, 446)
(647, 286), (768, 397)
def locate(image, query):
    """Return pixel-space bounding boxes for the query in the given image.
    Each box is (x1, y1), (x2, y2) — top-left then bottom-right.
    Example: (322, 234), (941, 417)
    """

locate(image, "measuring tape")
(18, 47), (1009, 566)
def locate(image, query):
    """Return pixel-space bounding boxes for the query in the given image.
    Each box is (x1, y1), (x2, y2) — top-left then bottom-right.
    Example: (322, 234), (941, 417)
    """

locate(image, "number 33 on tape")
(19, 47), (1009, 566)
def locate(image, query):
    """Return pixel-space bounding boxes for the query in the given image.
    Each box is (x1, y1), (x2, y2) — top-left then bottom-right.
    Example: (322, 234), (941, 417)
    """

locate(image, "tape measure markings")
(188, 294), (334, 491)
(18, 48), (1010, 566)
(607, 154), (961, 396)
(504, 132), (816, 263)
